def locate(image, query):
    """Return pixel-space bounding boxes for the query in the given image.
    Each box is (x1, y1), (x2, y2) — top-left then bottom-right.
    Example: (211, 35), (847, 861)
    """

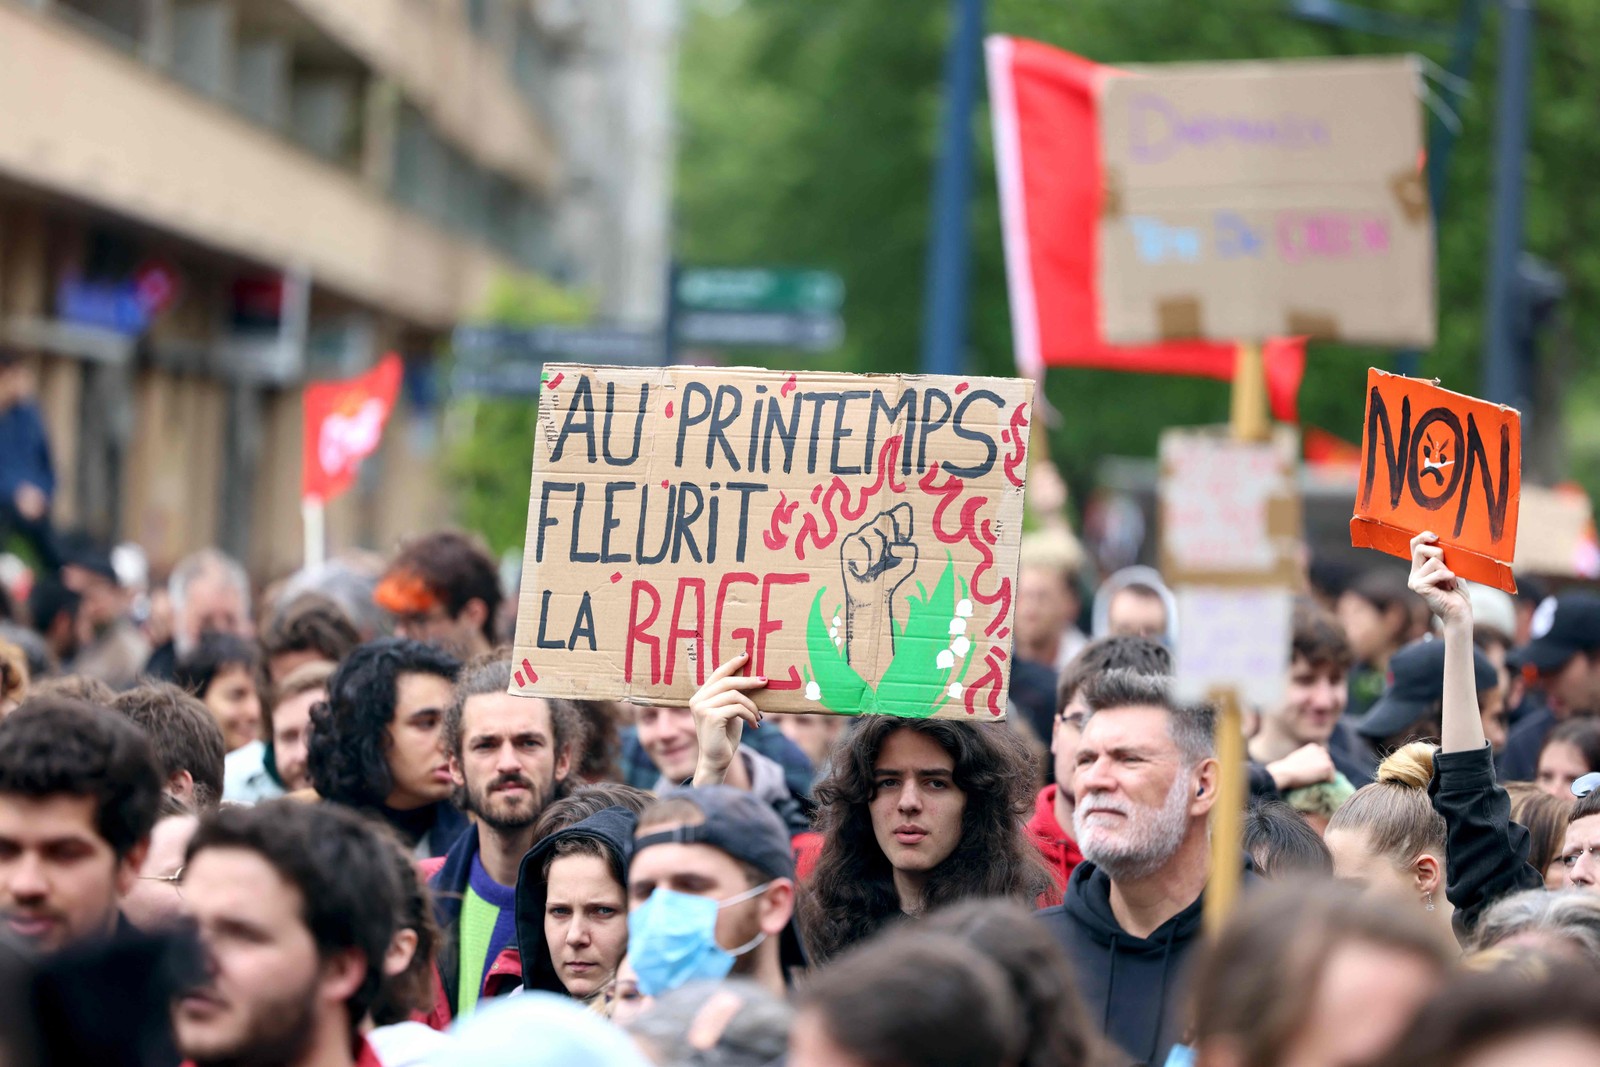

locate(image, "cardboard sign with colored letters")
(1350, 369), (1521, 592)
(1097, 56), (1434, 348)
(510, 364), (1033, 719)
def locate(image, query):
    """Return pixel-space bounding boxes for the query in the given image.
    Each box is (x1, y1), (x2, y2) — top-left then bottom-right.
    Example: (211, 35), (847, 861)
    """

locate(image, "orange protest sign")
(1350, 369), (1521, 592)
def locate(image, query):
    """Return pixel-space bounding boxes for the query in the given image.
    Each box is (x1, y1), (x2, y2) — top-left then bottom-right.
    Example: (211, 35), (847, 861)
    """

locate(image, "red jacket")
(1028, 785), (1084, 894)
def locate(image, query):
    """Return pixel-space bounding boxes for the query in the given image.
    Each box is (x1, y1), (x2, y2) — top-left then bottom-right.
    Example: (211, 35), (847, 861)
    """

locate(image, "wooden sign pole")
(1203, 341), (1266, 936)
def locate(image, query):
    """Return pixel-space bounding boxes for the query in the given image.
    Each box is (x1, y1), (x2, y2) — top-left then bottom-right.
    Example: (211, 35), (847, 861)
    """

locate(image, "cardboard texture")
(510, 364), (1034, 719)
(1514, 485), (1600, 579)
(1350, 369), (1521, 593)
(1097, 56), (1434, 347)
(1159, 426), (1301, 708)
(1158, 426), (1302, 587)
(1174, 588), (1292, 709)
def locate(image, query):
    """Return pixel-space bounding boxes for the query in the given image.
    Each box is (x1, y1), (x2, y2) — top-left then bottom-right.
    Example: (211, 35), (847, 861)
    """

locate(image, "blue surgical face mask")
(626, 881), (772, 997)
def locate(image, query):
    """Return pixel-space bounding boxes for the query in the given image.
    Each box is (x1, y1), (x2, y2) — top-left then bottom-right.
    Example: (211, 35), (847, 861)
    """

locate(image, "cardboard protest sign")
(1514, 485), (1600, 580)
(1097, 56), (1434, 347)
(1159, 426), (1301, 708)
(1174, 588), (1293, 710)
(1159, 426), (1301, 586)
(985, 35), (1309, 421)
(511, 365), (1033, 719)
(1350, 369), (1521, 593)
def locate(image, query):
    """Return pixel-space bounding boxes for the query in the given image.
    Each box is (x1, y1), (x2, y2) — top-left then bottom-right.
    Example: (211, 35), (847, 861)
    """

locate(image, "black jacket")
(1037, 860), (1206, 1067)
(514, 806), (639, 996)
(1430, 744), (1544, 942)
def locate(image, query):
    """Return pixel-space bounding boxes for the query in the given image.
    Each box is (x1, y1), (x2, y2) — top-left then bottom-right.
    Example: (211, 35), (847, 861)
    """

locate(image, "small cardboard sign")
(1514, 485), (1600, 580)
(1350, 369), (1521, 592)
(1158, 426), (1301, 586)
(1159, 426), (1300, 709)
(1097, 55), (1434, 347)
(510, 364), (1033, 719)
(1173, 587), (1292, 709)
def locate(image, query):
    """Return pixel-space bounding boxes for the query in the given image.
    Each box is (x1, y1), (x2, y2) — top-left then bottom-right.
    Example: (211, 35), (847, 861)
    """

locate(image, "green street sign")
(676, 268), (844, 314)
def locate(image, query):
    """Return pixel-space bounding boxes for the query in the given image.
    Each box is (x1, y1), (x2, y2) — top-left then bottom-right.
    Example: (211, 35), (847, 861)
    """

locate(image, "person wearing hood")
(1036, 668), (1221, 1067)
(1090, 566), (1177, 646)
(514, 805), (637, 1000)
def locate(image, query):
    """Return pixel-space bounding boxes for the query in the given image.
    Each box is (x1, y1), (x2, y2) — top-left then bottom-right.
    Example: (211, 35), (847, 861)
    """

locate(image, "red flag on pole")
(301, 354), (403, 505)
(985, 35), (1306, 420)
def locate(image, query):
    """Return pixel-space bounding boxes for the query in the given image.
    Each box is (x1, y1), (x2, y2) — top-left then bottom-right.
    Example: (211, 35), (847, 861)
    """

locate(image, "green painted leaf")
(874, 556), (961, 718)
(805, 588), (872, 714)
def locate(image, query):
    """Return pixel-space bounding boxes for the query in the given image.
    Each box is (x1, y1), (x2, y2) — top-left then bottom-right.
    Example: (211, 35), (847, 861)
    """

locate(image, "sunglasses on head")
(1573, 772), (1600, 799)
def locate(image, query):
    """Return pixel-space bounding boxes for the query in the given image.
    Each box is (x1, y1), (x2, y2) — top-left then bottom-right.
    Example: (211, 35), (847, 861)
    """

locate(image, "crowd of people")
(5, 448), (1600, 1065)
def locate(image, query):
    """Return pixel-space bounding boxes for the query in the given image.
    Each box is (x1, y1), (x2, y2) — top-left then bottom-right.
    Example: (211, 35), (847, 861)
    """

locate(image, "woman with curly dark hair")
(306, 637), (464, 858)
(801, 717), (1051, 964)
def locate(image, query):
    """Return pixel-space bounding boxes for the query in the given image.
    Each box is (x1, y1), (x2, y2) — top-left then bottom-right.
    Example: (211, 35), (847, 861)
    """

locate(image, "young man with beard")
(425, 659), (583, 1019)
(172, 800), (400, 1067)
(0, 697), (162, 952)
(1037, 669), (1220, 1067)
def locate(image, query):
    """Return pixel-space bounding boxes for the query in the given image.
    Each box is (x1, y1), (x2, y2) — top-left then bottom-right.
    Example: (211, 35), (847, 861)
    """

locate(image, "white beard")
(1074, 770), (1192, 881)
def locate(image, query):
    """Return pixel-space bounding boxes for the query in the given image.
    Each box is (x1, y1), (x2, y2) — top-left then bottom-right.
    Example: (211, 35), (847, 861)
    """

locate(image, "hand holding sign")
(1408, 531), (1472, 631)
(691, 652), (768, 787)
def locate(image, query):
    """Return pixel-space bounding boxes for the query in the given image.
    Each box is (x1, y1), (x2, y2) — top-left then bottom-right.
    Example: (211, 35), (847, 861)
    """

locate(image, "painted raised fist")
(840, 503), (918, 667)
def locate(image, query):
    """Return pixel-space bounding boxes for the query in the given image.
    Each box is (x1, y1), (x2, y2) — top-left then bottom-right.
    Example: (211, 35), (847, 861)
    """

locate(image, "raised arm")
(1408, 532), (1482, 753)
(1408, 531), (1542, 940)
(690, 652), (768, 787)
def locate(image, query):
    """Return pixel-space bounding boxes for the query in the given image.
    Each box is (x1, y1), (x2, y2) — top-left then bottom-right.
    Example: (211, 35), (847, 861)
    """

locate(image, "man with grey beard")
(1036, 670), (1221, 1067)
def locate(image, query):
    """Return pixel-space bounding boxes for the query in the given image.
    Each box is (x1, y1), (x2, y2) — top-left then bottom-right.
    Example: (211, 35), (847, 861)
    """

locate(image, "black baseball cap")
(1522, 593), (1600, 675)
(1358, 637), (1499, 741)
(634, 785), (808, 975)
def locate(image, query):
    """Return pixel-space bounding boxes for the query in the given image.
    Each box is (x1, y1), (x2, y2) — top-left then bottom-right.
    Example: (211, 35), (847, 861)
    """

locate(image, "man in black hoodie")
(1037, 669), (1220, 1067)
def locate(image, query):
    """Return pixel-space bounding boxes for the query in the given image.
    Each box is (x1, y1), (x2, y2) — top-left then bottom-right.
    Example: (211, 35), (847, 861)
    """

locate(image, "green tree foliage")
(676, 0), (1600, 497)
(444, 275), (593, 554)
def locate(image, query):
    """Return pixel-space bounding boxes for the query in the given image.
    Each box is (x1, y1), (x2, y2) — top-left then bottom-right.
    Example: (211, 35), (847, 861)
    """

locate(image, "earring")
(1424, 891), (1436, 912)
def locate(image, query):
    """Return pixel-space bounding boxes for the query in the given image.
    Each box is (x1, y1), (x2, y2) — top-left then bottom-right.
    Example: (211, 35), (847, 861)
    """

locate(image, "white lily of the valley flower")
(805, 681), (821, 701)
(955, 599), (974, 618)
(948, 683), (963, 699)
(952, 635), (971, 657)
(949, 617), (967, 635)
(936, 649), (955, 670)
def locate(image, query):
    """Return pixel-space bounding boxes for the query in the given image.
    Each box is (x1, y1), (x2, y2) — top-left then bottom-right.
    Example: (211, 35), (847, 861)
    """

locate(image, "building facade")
(0, 0), (676, 581)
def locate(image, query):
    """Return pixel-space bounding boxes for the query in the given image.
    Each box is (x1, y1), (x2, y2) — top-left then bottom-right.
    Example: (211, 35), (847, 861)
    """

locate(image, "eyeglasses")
(1572, 772), (1600, 799)
(140, 866), (184, 894)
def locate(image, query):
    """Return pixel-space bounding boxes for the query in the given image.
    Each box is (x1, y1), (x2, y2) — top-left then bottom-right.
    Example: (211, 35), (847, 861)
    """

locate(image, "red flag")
(301, 354), (403, 505)
(986, 35), (1306, 420)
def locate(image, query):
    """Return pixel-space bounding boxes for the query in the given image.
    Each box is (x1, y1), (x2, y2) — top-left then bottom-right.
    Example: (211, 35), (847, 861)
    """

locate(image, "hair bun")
(1376, 742), (1438, 790)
